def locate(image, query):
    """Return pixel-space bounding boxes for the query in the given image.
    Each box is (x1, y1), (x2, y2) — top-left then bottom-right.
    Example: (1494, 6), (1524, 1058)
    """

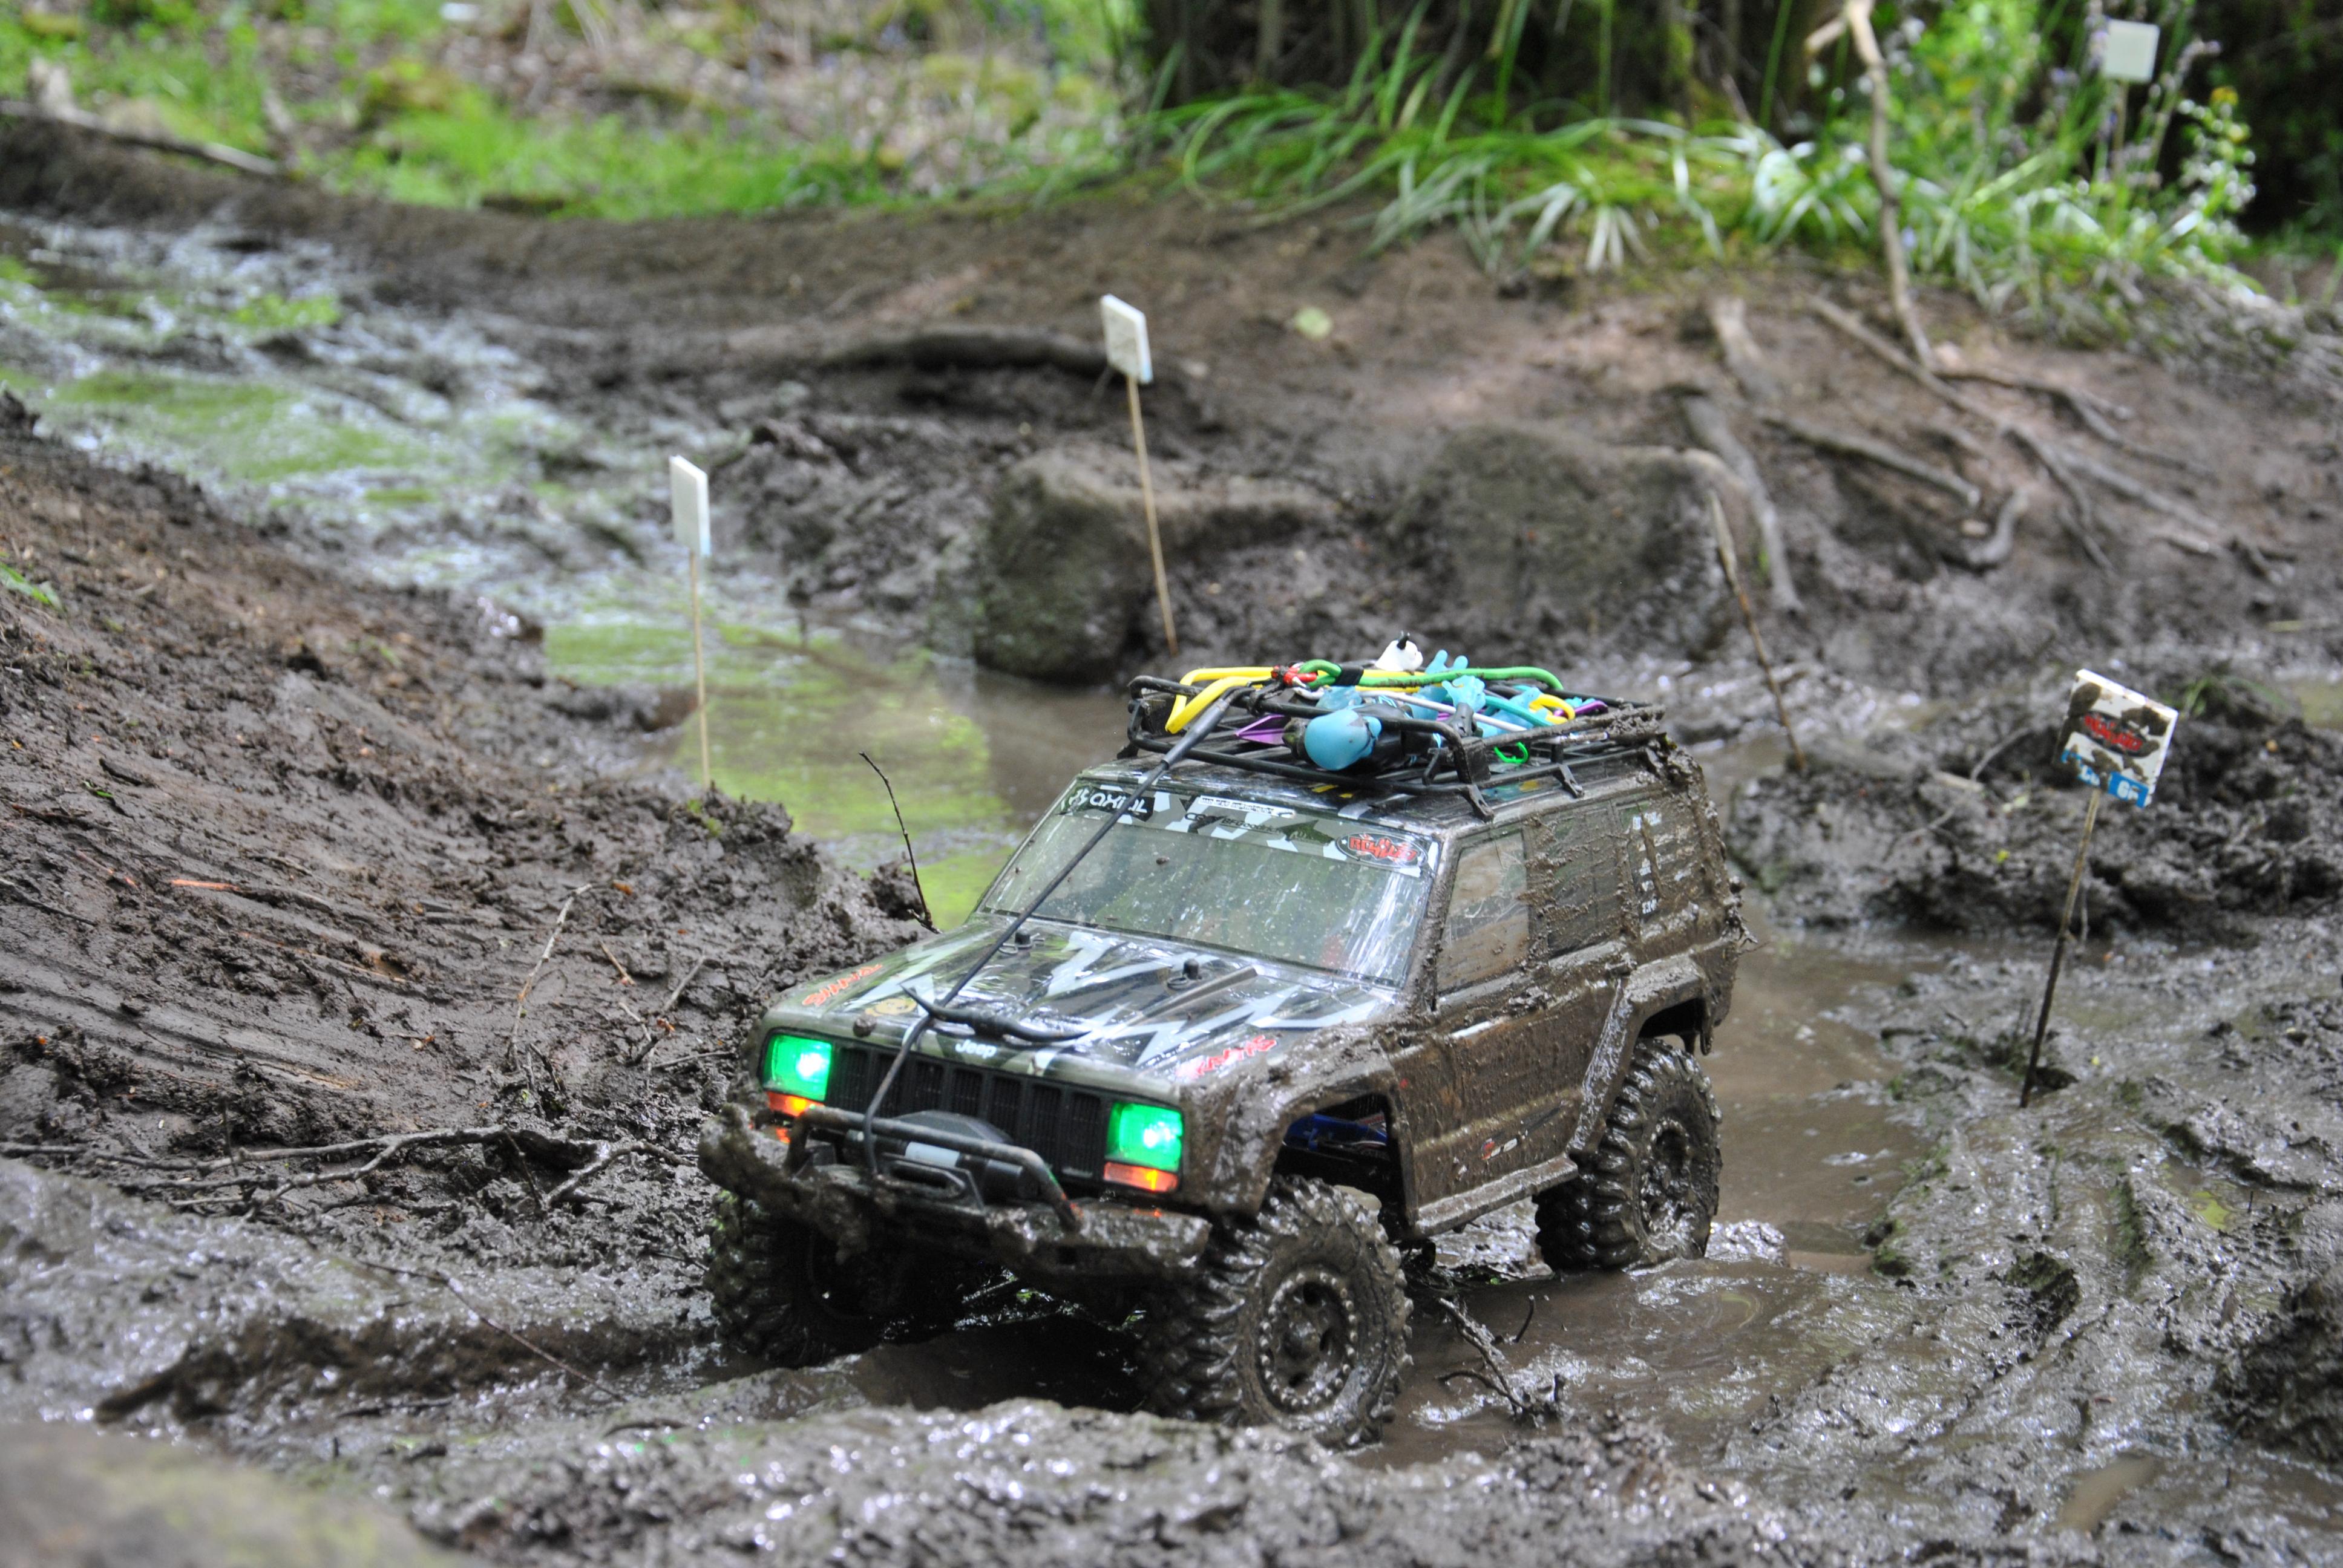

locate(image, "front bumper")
(698, 1104), (1213, 1284)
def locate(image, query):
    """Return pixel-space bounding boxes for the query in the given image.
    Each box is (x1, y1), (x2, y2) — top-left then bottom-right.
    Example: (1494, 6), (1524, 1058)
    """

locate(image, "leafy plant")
(1, 561), (62, 608)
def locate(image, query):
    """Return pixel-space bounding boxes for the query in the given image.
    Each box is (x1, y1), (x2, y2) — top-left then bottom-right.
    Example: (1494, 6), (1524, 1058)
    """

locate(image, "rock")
(1386, 424), (1732, 660)
(0, 1420), (456, 1567)
(972, 443), (1332, 682)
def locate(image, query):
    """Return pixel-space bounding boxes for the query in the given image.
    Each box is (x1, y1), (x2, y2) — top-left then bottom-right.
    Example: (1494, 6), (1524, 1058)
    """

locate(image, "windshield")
(980, 783), (1435, 985)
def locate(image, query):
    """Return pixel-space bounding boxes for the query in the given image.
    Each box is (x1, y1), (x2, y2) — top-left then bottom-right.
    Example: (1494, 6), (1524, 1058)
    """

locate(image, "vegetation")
(1, 0), (2333, 308)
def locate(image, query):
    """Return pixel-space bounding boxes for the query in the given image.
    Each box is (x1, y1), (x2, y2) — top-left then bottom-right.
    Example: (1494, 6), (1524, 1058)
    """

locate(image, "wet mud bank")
(8, 385), (2343, 1564)
(6, 124), (2341, 707)
(4, 135), (2343, 1563)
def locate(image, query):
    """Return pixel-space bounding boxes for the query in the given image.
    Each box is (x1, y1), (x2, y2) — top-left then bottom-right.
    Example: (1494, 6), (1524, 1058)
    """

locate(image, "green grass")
(0, 0), (2302, 310)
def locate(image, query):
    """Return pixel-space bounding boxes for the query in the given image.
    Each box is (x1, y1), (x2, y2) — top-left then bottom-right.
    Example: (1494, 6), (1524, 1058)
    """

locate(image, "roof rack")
(1120, 653), (1669, 820)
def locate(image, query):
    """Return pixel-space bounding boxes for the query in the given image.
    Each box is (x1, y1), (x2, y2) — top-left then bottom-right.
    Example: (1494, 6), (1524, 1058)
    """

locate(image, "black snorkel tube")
(856, 695), (1237, 1193)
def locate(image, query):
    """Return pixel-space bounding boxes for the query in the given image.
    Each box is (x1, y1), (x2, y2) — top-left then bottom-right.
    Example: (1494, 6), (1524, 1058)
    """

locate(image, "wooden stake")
(2021, 788), (2104, 1107)
(1127, 371), (1178, 657)
(1709, 494), (1806, 771)
(687, 546), (712, 793)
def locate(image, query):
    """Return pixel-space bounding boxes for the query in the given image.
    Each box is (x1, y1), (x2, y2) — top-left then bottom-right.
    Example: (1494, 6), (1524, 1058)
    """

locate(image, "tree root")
(1947, 489), (2027, 572)
(817, 325), (1110, 378)
(1761, 410), (1982, 512)
(1682, 392), (1801, 615)
(1703, 296), (1783, 403)
(1809, 295), (2249, 566)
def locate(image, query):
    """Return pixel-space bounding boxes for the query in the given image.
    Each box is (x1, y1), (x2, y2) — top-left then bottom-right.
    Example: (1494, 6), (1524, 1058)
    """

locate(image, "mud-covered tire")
(704, 1193), (887, 1367)
(1139, 1177), (1410, 1446)
(1535, 1036), (1722, 1272)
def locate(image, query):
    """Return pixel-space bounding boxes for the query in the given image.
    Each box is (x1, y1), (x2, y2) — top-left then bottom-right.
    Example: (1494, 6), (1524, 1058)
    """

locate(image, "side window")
(1440, 832), (1528, 993)
(1538, 811), (1619, 953)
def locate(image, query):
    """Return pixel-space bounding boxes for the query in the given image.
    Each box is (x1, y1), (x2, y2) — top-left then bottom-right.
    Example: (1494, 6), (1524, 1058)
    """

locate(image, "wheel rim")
(1639, 1118), (1702, 1253)
(1256, 1266), (1355, 1416)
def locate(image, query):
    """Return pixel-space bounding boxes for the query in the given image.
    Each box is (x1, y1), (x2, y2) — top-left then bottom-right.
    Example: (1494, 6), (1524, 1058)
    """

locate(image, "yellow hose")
(1166, 673), (1268, 733)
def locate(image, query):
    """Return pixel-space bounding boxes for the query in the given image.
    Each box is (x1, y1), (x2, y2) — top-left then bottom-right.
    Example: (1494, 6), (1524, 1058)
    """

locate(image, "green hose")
(1361, 665), (1568, 694)
(1290, 661), (1571, 696)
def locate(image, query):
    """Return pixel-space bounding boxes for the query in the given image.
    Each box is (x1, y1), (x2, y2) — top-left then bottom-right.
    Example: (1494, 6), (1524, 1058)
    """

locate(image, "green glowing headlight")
(762, 1034), (833, 1101)
(1105, 1102), (1184, 1173)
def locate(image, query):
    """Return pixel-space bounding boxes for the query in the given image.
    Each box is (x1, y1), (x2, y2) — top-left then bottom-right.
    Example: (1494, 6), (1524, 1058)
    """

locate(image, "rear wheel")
(1536, 1035), (1722, 1272)
(1138, 1177), (1410, 1446)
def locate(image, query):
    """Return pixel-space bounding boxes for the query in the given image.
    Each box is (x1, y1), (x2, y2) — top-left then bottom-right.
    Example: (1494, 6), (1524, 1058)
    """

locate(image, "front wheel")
(1138, 1177), (1410, 1446)
(1535, 1035), (1722, 1272)
(704, 1194), (890, 1367)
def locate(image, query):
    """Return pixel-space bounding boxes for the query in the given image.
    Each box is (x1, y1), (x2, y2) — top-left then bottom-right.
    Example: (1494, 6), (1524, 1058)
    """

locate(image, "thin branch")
(361, 1261), (624, 1401)
(0, 99), (281, 178)
(860, 752), (936, 931)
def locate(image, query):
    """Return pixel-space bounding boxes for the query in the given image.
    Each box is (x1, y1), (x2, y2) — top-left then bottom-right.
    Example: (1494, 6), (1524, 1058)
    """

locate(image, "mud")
(1728, 664), (2343, 936)
(7, 122), (2342, 704)
(5, 127), (2343, 1566)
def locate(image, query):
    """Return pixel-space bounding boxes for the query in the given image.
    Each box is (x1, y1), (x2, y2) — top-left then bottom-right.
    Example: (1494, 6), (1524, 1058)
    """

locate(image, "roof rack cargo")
(1120, 641), (1670, 820)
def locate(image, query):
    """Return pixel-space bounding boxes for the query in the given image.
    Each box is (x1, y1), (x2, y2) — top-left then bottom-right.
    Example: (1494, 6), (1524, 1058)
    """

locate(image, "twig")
(516, 884), (592, 1013)
(106, 1125), (529, 1194)
(542, 1138), (690, 1207)
(361, 1260), (624, 1401)
(597, 941), (635, 985)
(860, 752), (936, 931)
(0, 99), (281, 178)
(626, 956), (706, 1065)
(1761, 411), (1982, 512)
(1810, 2), (1930, 364)
(2056, 448), (2226, 554)
(1435, 1297), (1543, 1420)
(1708, 493), (1806, 771)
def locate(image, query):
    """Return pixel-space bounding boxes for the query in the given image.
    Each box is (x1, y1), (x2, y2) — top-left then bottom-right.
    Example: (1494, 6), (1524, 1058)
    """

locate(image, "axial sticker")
(800, 964), (882, 1008)
(1345, 832), (1421, 866)
(2057, 670), (2180, 809)
(1063, 785), (1154, 820)
(1179, 1033), (1279, 1079)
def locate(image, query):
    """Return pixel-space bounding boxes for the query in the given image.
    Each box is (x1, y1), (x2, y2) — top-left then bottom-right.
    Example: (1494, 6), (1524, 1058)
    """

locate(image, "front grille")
(826, 1043), (1109, 1181)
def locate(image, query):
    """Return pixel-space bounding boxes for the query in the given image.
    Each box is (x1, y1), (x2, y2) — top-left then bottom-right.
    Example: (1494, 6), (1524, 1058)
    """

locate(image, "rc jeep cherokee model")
(700, 651), (1743, 1446)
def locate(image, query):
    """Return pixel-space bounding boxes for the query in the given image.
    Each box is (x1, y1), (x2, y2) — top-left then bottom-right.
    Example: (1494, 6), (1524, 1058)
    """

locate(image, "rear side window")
(1440, 832), (1528, 992)
(1620, 795), (1698, 926)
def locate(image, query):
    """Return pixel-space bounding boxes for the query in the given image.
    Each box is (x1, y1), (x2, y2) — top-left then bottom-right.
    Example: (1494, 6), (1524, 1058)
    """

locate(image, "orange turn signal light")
(1104, 1161), (1179, 1194)
(767, 1092), (814, 1118)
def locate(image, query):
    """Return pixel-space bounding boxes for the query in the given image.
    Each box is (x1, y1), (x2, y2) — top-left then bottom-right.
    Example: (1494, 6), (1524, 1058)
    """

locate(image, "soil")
(4, 123), (2343, 1567)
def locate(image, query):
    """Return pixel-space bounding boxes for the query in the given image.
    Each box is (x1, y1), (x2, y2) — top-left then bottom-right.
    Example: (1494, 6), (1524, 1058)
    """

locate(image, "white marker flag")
(2057, 669), (2179, 809)
(669, 456), (710, 558)
(1100, 295), (1152, 385)
(2100, 20), (2159, 83)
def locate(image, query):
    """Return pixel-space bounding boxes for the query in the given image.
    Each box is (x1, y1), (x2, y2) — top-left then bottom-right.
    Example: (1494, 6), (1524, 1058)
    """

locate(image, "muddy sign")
(2057, 669), (2179, 809)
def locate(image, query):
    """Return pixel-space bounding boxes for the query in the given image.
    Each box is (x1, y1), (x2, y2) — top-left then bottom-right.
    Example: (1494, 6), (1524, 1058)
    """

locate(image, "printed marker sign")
(670, 456), (711, 557)
(2056, 670), (2178, 809)
(1102, 293), (1176, 654)
(1100, 294), (1153, 385)
(2100, 21), (2160, 83)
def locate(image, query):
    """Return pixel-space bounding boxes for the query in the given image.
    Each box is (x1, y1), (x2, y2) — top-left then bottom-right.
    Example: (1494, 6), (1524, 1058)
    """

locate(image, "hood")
(778, 918), (1397, 1079)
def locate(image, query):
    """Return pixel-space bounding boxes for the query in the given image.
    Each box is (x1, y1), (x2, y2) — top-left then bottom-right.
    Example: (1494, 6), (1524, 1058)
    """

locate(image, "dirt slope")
(0, 391), (921, 1266)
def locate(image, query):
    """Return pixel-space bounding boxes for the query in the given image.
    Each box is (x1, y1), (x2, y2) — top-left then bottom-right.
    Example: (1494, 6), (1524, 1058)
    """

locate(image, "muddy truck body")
(703, 667), (1742, 1445)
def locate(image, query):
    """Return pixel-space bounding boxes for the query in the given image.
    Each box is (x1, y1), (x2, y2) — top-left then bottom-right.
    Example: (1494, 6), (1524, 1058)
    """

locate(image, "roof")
(1074, 748), (1663, 838)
